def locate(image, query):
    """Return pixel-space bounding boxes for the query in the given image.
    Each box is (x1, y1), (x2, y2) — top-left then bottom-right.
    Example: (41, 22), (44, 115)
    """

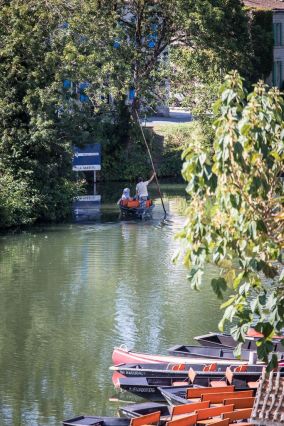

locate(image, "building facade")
(244, 0), (284, 88)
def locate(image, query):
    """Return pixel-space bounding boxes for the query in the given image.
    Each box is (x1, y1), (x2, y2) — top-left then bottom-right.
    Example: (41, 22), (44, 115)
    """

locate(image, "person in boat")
(136, 173), (155, 207)
(117, 188), (131, 205)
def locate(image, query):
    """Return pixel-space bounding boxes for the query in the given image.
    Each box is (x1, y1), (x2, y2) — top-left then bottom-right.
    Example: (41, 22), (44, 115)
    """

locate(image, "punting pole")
(135, 109), (167, 218)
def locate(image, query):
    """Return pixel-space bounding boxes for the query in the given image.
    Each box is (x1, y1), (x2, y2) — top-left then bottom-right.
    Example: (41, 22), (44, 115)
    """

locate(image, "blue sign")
(72, 144), (101, 171)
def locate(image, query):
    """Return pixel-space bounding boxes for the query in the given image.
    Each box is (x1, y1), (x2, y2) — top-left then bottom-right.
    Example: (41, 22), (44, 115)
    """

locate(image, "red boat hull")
(112, 347), (248, 366)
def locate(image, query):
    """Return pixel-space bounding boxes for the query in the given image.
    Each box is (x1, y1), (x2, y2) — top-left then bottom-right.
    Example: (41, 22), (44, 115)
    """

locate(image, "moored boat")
(63, 416), (131, 426)
(115, 375), (181, 401)
(167, 345), (257, 360)
(113, 365), (265, 402)
(111, 362), (245, 379)
(112, 347), (249, 366)
(119, 402), (170, 423)
(158, 384), (258, 406)
(195, 330), (284, 350)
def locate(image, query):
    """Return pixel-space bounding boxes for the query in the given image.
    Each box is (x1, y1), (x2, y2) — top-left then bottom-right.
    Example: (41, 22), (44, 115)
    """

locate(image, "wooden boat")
(119, 199), (154, 219)
(63, 412), (162, 426)
(159, 385), (197, 405)
(113, 364), (265, 402)
(112, 347), (249, 366)
(119, 402), (170, 423)
(195, 330), (284, 350)
(167, 345), (257, 360)
(63, 416), (131, 426)
(115, 375), (181, 401)
(111, 362), (241, 379)
(158, 385), (257, 406)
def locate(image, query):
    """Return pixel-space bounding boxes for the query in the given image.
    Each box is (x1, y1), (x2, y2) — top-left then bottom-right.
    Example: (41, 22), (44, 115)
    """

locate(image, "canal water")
(0, 183), (223, 426)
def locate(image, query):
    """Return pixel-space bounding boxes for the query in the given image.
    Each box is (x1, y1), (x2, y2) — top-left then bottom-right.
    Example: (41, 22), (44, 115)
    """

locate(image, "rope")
(135, 109), (167, 218)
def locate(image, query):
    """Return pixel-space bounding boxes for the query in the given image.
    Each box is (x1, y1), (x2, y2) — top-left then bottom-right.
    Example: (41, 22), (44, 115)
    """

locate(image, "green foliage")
(178, 71), (284, 369)
(155, 123), (201, 178)
(0, 174), (35, 228)
(0, 0), (276, 228)
(247, 8), (273, 83)
(0, 0), (98, 227)
(99, 120), (187, 181)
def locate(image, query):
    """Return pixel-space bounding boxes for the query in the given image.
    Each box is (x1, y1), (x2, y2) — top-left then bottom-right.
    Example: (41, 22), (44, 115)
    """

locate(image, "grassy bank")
(101, 122), (196, 181)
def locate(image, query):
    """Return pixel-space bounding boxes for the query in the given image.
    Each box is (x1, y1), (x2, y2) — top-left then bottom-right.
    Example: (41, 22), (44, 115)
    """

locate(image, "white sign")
(72, 165), (101, 171)
(76, 195), (101, 202)
(74, 152), (100, 157)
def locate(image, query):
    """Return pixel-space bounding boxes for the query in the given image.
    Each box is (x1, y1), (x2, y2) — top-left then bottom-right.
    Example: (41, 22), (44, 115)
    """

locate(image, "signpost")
(72, 143), (101, 172)
(72, 144), (102, 220)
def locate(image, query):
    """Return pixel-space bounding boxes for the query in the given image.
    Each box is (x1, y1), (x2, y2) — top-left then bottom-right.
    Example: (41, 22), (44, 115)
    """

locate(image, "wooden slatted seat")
(186, 386), (234, 399)
(221, 408), (252, 426)
(222, 408), (252, 420)
(210, 381), (227, 388)
(208, 420), (229, 426)
(195, 404), (234, 424)
(197, 419), (230, 426)
(166, 413), (197, 426)
(130, 411), (161, 426)
(171, 401), (210, 419)
(173, 380), (188, 387)
(201, 390), (253, 404)
(222, 408), (252, 425)
(223, 397), (254, 409)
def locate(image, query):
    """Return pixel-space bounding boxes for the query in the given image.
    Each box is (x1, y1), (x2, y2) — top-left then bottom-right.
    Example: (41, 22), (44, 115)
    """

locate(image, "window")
(273, 61), (282, 87)
(273, 23), (282, 46)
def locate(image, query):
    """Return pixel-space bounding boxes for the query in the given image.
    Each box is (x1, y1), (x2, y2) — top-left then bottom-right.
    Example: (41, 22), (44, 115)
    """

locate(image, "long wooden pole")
(135, 109), (167, 217)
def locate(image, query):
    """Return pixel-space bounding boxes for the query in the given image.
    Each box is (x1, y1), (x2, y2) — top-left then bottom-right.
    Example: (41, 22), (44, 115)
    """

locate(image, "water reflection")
(0, 184), (222, 425)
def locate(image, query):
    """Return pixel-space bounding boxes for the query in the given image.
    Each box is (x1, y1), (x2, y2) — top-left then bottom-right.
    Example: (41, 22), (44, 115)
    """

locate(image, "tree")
(177, 71), (284, 369)
(0, 0), (103, 225)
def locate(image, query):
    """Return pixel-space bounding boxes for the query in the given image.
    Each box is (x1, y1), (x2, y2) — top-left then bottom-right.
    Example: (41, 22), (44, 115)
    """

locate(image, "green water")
(0, 184), (222, 426)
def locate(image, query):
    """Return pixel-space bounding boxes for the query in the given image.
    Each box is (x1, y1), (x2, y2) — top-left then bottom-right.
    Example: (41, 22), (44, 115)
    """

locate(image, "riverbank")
(100, 122), (194, 182)
(0, 122), (194, 230)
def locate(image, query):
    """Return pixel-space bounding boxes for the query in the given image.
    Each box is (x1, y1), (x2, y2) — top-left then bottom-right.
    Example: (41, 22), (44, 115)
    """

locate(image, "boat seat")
(210, 381), (227, 388)
(172, 381), (188, 386)
(202, 391), (253, 404)
(172, 414), (198, 421)
(130, 411), (161, 426)
(166, 413), (197, 426)
(196, 405), (235, 421)
(186, 386), (234, 399)
(197, 418), (226, 425)
(228, 423), (253, 426)
(186, 398), (200, 404)
(197, 421), (229, 426)
(223, 397), (255, 409)
(222, 408), (252, 422)
(171, 401), (210, 419)
(206, 420), (229, 426)
(247, 381), (259, 389)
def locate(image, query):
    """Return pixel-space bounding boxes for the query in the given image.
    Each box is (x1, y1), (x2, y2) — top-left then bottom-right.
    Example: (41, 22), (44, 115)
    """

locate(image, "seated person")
(117, 188), (131, 205)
